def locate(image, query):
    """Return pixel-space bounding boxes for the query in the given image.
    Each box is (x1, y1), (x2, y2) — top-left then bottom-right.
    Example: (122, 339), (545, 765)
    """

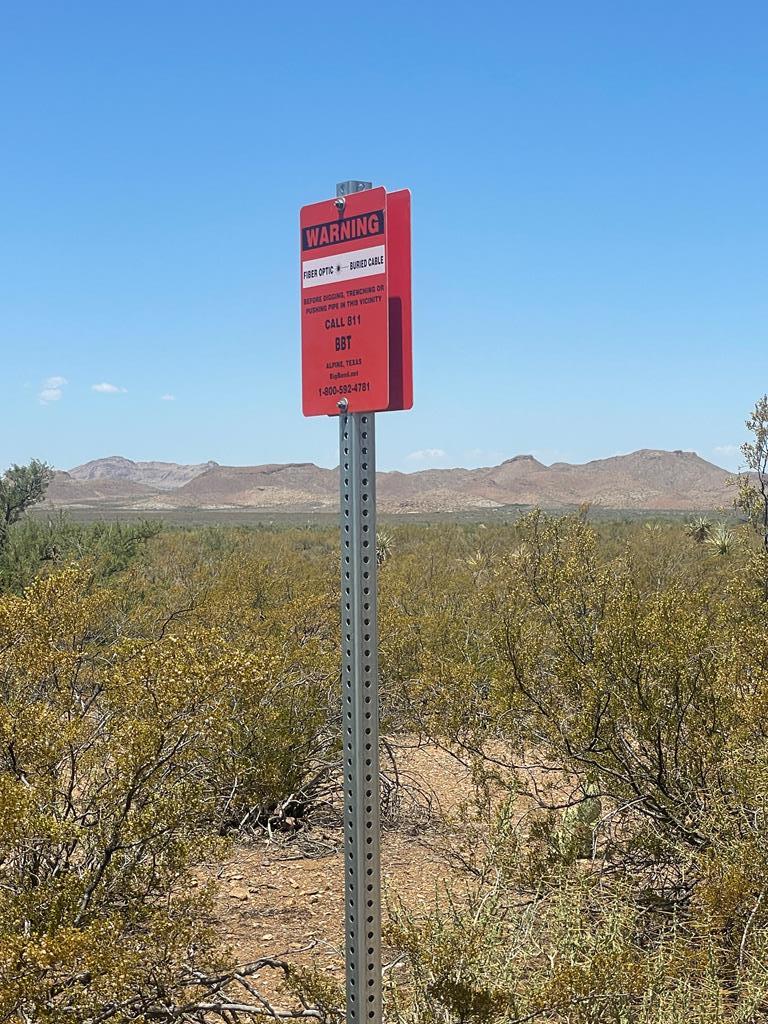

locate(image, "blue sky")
(1, 1), (766, 473)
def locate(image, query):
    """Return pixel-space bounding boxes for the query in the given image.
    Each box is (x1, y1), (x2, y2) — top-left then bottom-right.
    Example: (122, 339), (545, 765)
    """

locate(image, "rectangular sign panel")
(384, 189), (413, 411)
(301, 187), (389, 416)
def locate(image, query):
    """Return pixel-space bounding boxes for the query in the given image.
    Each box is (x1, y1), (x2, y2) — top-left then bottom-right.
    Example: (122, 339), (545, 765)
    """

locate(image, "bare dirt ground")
(206, 743), (477, 1005)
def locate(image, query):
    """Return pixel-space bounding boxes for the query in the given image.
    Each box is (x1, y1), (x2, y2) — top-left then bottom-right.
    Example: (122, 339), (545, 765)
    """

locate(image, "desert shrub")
(386, 875), (768, 1024)
(0, 558), (341, 1018)
(0, 567), (223, 1019)
(380, 510), (768, 1021)
(117, 529), (341, 830)
(0, 514), (162, 593)
(0, 460), (53, 552)
(6, 502), (768, 1021)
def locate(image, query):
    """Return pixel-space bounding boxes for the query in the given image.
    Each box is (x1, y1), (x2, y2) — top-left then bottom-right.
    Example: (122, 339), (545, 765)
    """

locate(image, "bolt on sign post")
(300, 180), (412, 1024)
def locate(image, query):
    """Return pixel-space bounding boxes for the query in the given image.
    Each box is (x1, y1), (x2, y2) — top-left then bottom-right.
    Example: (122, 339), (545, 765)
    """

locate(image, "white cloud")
(406, 448), (447, 462)
(38, 375), (68, 404)
(714, 444), (740, 458)
(39, 387), (62, 403)
(92, 382), (127, 394)
(160, 393), (175, 401)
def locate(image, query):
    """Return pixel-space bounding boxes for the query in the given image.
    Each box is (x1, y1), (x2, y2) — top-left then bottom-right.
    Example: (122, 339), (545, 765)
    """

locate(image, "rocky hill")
(69, 456), (218, 490)
(43, 450), (735, 514)
(47, 471), (159, 505)
(175, 463), (338, 509)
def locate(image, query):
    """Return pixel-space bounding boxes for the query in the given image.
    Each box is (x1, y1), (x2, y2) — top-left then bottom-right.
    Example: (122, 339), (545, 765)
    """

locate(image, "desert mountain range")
(43, 451), (737, 514)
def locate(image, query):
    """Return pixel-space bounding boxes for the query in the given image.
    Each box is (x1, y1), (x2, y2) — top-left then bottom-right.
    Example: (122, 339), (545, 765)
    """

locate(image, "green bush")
(382, 510), (768, 1021)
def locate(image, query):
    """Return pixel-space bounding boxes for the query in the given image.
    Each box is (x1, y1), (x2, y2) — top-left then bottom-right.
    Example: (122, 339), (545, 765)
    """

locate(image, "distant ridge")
(69, 456), (218, 490)
(42, 450), (736, 514)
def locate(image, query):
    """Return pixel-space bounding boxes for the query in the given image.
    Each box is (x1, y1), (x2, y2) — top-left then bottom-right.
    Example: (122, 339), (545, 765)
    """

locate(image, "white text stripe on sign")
(302, 245), (385, 289)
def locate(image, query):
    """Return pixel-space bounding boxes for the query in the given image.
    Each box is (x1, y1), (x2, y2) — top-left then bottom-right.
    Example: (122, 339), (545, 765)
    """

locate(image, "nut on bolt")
(337, 398), (349, 412)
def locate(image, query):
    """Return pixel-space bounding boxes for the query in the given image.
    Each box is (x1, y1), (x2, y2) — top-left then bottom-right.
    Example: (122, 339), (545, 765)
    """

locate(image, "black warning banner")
(302, 210), (385, 251)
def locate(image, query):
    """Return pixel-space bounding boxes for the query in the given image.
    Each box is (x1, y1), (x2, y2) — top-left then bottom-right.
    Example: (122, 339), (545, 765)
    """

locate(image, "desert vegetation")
(2, 400), (768, 1022)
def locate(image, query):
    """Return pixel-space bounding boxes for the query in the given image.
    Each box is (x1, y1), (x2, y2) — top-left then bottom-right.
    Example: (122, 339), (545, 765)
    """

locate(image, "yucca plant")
(376, 530), (392, 566)
(686, 516), (712, 543)
(707, 522), (735, 555)
(466, 550), (487, 573)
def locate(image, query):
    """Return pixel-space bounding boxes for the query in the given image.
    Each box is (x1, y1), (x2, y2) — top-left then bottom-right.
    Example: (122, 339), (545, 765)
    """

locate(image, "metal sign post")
(299, 177), (411, 1024)
(339, 402), (382, 1024)
(336, 179), (382, 1024)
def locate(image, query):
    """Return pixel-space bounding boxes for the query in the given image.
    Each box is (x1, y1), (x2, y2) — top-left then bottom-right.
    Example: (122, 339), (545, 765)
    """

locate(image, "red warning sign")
(301, 187), (389, 416)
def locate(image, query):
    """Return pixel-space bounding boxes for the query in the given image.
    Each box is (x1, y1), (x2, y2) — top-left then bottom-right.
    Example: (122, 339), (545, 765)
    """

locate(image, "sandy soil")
(206, 742), (477, 1004)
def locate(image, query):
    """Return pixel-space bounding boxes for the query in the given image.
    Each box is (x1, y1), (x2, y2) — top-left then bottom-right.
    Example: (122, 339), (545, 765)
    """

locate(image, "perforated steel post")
(339, 406), (382, 1024)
